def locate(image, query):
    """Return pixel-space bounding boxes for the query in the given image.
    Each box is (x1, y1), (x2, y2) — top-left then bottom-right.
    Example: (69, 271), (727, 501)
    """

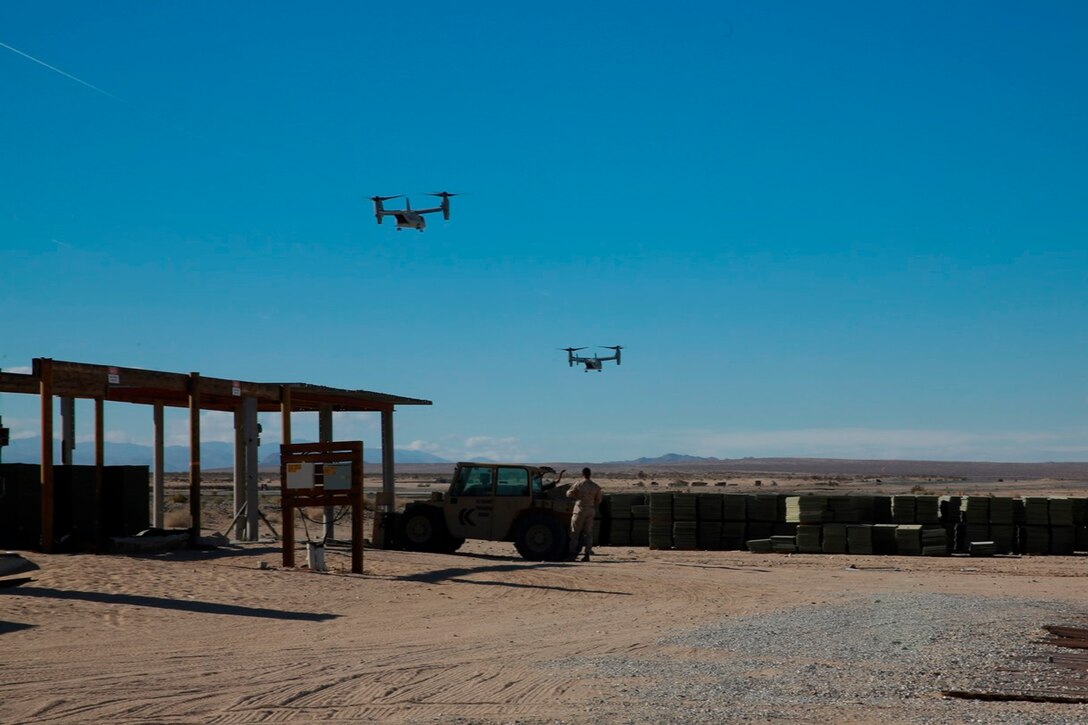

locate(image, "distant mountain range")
(612, 453), (722, 465)
(0, 436), (449, 470)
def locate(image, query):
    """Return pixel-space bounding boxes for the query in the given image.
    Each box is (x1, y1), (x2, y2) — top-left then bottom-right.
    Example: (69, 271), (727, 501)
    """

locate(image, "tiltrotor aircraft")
(562, 346), (623, 372)
(370, 192), (457, 231)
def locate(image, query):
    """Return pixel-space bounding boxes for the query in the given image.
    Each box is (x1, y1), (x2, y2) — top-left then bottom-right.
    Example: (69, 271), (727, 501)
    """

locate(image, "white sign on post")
(323, 463), (352, 490)
(285, 462), (315, 489)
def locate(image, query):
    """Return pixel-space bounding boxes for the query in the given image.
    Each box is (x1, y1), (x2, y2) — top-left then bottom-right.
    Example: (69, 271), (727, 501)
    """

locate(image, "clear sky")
(2, 1), (1086, 463)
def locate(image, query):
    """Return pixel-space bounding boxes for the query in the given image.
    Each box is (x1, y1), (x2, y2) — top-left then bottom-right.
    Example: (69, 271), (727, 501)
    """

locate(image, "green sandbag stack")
(963, 524), (990, 550)
(872, 495), (892, 523)
(915, 496), (941, 525)
(1072, 498), (1087, 526)
(786, 495), (830, 524)
(610, 518), (631, 546)
(1051, 526), (1076, 555)
(1022, 525), (1050, 554)
(747, 537), (773, 553)
(990, 525), (1016, 554)
(895, 525), (923, 555)
(939, 495), (962, 524)
(849, 496), (877, 524)
(796, 525), (822, 553)
(921, 527), (948, 556)
(672, 494), (697, 523)
(961, 497), (991, 526)
(1049, 498), (1075, 555)
(1076, 524), (1088, 553)
(697, 493), (723, 523)
(722, 494), (747, 521)
(672, 520), (698, 550)
(648, 492), (674, 550)
(830, 496), (859, 523)
(631, 503), (650, 547)
(822, 523), (848, 554)
(891, 496), (917, 524)
(1023, 497), (1049, 526)
(989, 497), (1015, 526)
(721, 521), (747, 550)
(698, 522), (722, 550)
(770, 535), (798, 553)
(746, 521), (774, 542)
(1049, 497), (1075, 527)
(969, 540), (996, 557)
(607, 493), (635, 520)
(592, 518), (603, 545)
(846, 524), (873, 554)
(606, 494), (636, 546)
(748, 494), (779, 522)
(872, 523), (899, 554)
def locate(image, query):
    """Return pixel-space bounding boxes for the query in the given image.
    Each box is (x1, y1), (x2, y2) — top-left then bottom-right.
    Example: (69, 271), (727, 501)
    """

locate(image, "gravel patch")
(549, 592), (1088, 724)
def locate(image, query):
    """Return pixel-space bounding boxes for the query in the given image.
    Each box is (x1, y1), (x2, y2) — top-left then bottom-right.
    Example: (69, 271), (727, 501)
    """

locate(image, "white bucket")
(307, 541), (326, 572)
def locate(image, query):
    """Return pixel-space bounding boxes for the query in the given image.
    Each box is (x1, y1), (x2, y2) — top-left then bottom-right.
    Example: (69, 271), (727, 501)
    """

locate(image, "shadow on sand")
(8, 587), (339, 621)
(398, 562), (631, 596)
(0, 621), (37, 635)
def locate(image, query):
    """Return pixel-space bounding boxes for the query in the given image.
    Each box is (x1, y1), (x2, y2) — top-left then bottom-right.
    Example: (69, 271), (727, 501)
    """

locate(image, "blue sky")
(2, 1), (1086, 463)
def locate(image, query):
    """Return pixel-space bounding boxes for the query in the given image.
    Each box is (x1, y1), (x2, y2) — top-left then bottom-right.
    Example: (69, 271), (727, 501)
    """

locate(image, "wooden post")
(152, 403), (164, 529)
(60, 397), (75, 466)
(243, 396), (259, 541)
(280, 386), (292, 446)
(189, 373), (201, 541)
(379, 407), (395, 549)
(352, 445), (364, 574)
(319, 406), (334, 542)
(281, 386), (293, 566)
(39, 358), (54, 552)
(94, 397), (104, 545)
(233, 405), (245, 540)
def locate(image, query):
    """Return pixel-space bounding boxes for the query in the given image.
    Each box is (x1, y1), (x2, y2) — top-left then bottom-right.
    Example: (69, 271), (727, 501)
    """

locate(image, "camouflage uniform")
(566, 476), (603, 556)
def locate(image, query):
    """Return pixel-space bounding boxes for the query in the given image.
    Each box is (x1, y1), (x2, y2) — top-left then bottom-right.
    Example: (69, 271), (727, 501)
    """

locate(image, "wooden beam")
(39, 358), (54, 552)
(189, 373), (201, 541)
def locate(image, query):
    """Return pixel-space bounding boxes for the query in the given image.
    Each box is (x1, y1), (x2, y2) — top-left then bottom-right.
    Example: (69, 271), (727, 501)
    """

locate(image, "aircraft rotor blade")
(371, 194), (402, 202)
(426, 191), (459, 198)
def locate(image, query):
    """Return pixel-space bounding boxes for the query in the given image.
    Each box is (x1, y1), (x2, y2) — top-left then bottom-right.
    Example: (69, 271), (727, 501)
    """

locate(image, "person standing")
(566, 467), (603, 561)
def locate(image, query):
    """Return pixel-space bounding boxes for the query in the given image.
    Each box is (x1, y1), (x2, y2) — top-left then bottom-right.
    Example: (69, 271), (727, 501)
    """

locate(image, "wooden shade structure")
(0, 358), (431, 552)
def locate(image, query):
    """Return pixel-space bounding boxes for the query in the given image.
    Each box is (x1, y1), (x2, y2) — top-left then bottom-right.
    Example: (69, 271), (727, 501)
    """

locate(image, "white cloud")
(165, 410), (236, 445)
(462, 436), (526, 461)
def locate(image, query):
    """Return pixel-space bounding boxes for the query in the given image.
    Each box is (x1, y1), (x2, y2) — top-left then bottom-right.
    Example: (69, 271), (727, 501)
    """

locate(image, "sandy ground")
(4, 471), (1088, 723)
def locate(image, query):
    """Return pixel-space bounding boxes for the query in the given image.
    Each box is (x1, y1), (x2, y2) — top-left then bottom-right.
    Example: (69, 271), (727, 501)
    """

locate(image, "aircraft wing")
(413, 205), (444, 215)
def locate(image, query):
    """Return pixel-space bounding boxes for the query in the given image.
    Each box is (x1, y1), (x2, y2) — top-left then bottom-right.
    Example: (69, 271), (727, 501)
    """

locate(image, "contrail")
(0, 40), (125, 103)
(0, 39), (218, 146)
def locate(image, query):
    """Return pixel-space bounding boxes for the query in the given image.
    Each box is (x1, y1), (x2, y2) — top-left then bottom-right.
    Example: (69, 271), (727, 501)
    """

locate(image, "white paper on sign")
(285, 462), (315, 489)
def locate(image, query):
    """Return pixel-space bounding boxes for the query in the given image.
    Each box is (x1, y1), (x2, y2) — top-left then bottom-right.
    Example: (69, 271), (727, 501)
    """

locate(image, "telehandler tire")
(514, 513), (568, 561)
(400, 506), (449, 552)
